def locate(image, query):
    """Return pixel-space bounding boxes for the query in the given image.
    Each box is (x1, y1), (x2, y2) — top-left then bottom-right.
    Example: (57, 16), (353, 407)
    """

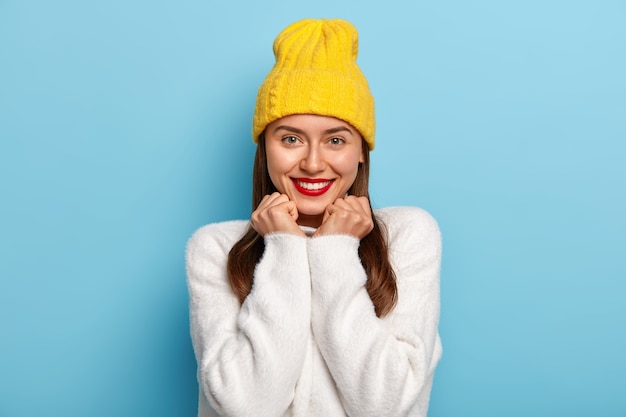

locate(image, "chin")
(296, 203), (328, 217)
(297, 208), (326, 217)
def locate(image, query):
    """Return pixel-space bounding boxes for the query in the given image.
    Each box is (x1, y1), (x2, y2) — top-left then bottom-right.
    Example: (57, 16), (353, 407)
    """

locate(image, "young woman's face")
(264, 114), (365, 227)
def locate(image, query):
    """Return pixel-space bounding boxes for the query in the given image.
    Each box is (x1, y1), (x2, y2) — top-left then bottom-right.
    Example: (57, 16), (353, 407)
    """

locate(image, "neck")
(296, 213), (323, 228)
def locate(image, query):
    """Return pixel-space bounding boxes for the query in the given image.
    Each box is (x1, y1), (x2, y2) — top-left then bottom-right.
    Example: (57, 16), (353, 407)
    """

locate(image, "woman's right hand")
(251, 192), (304, 237)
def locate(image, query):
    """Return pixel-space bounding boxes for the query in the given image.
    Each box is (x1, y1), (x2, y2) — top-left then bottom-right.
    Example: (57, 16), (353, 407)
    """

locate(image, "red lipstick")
(292, 178), (334, 196)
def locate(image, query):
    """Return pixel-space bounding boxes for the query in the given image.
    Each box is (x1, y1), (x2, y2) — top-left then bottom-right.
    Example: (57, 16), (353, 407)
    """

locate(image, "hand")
(251, 192), (304, 237)
(313, 196), (374, 239)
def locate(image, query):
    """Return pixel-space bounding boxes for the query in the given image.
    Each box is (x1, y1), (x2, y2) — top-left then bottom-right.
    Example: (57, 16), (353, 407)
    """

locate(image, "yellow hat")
(252, 18), (376, 150)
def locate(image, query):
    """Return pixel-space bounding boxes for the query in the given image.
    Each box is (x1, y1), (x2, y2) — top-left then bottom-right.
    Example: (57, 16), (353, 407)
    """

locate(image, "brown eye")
(329, 137), (344, 145)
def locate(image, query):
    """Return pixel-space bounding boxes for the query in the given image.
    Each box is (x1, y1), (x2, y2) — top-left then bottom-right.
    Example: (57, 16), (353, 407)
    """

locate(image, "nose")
(300, 143), (326, 173)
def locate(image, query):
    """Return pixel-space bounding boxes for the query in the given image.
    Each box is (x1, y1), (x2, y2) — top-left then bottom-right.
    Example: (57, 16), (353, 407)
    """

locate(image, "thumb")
(285, 200), (299, 221)
(322, 204), (334, 224)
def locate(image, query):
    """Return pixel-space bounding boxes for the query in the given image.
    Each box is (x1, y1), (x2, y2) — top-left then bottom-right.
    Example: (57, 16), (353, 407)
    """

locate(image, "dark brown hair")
(227, 134), (397, 317)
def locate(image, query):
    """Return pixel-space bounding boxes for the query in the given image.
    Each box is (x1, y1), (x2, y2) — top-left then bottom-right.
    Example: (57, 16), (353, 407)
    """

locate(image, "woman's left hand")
(313, 196), (374, 239)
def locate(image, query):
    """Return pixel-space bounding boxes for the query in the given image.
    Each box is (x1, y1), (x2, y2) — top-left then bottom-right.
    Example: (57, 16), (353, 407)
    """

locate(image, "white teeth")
(297, 180), (330, 190)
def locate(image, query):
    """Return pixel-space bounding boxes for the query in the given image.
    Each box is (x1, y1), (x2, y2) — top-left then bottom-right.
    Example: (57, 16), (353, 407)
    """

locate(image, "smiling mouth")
(292, 178), (334, 196)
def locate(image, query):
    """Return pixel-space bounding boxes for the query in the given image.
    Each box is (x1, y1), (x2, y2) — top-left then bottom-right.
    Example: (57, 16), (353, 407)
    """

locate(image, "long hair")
(227, 134), (397, 317)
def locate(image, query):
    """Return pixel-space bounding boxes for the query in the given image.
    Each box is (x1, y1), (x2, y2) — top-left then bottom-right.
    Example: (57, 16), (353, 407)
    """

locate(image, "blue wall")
(1, 1), (624, 416)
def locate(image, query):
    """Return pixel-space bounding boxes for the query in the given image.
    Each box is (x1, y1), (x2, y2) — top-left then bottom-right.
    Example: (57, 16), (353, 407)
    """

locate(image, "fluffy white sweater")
(186, 206), (442, 417)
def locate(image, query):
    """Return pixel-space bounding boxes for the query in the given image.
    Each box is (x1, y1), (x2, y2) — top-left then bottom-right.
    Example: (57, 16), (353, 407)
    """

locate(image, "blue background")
(1, 0), (624, 416)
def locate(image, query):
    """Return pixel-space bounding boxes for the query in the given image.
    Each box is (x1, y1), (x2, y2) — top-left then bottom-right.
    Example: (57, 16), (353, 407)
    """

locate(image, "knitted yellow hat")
(252, 18), (376, 150)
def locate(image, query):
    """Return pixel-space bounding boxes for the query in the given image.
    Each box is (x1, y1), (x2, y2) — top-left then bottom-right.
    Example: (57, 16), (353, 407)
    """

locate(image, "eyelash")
(328, 137), (345, 145)
(280, 136), (345, 145)
(282, 136), (299, 144)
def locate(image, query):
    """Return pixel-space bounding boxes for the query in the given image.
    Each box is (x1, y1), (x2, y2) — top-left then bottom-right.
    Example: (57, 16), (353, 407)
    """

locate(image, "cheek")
(337, 154), (363, 193)
(266, 151), (291, 191)
(266, 163), (281, 190)
(335, 154), (361, 179)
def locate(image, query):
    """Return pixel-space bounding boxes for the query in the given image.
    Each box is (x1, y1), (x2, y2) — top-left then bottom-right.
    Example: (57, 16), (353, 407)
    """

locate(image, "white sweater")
(186, 206), (442, 417)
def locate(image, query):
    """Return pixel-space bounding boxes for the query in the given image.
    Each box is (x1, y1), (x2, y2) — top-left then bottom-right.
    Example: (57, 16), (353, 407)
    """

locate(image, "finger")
(252, 199), (302, 236)
(332, 198), (363, 219)
(339, 197), (372, 223)
(257, 192), (289, 211)
(330, 197), (353, 212)
(319, 202), (333, 225)
(263, 192), (284, 206)
(334, 196), (373, 235)
(353, 196), (372, 216)
(251, 193), (284, 230)
(341, 194), (365, 206)
(340, 195), (362, 212)
(284, 200), (299, 221)
(255, 193), (277, 211)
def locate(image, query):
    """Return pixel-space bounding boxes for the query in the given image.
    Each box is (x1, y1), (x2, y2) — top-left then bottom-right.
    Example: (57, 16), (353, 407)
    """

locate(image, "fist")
(314, 196), (373, 239)
(251, 192), (304, 237)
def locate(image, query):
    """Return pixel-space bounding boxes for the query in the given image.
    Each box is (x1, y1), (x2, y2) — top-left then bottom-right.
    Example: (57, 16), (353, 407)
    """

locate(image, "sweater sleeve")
(308, 207), (442, 417)
(186, 222), (311, 417)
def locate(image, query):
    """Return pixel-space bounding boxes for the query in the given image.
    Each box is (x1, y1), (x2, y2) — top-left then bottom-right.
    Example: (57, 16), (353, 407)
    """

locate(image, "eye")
(281, 135), (299, 145)
(328, 137), (345, 145)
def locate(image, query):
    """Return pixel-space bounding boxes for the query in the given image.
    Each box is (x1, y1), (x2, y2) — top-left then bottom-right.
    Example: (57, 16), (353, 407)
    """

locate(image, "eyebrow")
(272, 125), (306, 135)
(272, 125), (354, 135)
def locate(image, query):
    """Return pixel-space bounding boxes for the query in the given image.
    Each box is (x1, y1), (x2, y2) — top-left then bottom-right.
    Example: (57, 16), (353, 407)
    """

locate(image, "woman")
(186, 18), (442, 417)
